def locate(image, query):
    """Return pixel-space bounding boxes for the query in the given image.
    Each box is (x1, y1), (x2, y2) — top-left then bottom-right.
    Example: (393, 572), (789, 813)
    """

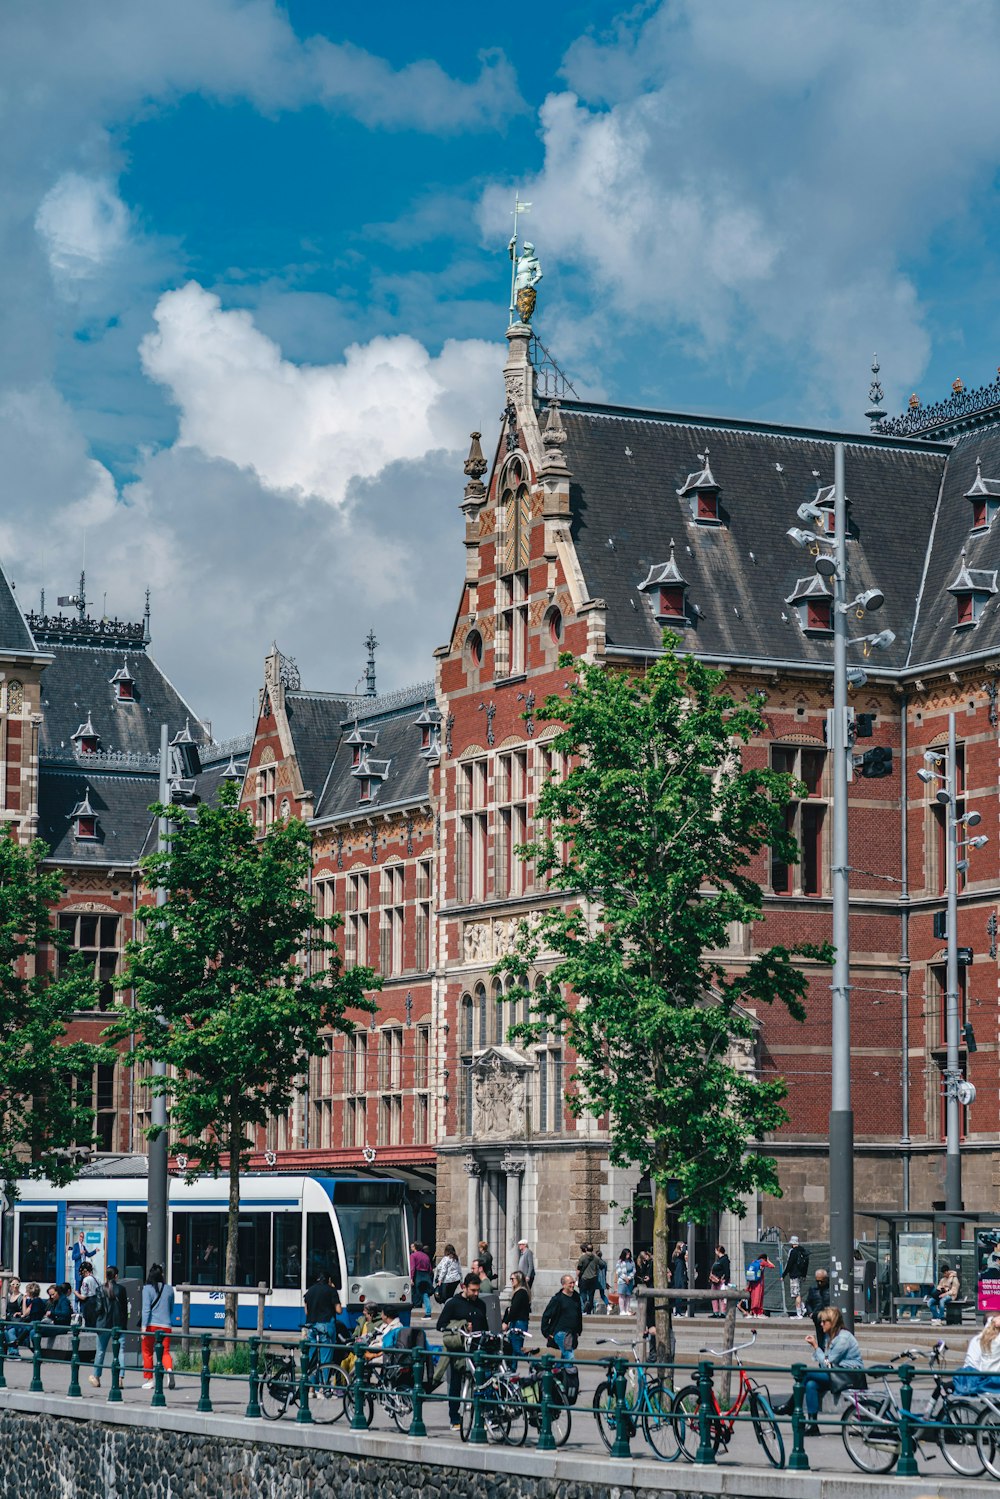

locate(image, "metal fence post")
(610, 1355), (633, 1459)
(694, 1359), (717, 1465)
(151, 1329), (166, 1408)
(197, 1332), (213, 1413)
(245, 1335), (261, 1419)
(350, 1342), (367, 1430)
(788, 1362), (809, 1471)
(107, 1329), (122, 1404)
(536, 1355), (556, 1451)
(896, 1361), (919, 1477)
(29, 1323), (43, 1393)
(0, 1322), (7, 1390)
(296, 1336), (314, 1425)
(408, 1347), (427, 1438)
(67, 1325), (82, 1397)
(468, 1344), (487, 1445)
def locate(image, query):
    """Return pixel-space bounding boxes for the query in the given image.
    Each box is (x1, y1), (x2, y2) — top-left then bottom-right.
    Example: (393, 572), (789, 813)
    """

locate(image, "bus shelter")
(860, 1210), (1000, 1324)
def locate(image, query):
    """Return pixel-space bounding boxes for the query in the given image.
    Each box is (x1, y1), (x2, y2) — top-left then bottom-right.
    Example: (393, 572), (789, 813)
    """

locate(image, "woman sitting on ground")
(801, 1306), (864, 1435)
(955, 1314), (1000, 1395)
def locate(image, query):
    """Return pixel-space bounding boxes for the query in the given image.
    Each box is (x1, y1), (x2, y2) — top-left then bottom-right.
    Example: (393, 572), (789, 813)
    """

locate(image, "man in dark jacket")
(434, 1272), (490, 1429)
(576, 1243), (600, 1314)
(804, 1269), (831, 1344)
(89, 1265), (129, 1389)
(782, 1236), (810, 1319)
(540, 1274), (583, 1361)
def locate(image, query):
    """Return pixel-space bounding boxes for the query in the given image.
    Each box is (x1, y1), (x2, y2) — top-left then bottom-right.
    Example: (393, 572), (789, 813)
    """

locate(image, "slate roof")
(283, 693), (358, 800)
(558, 403), (949, 672)
(0, 563), (41, 656)
(38, 638), (208, 762)
(39, 766), (160, 865)
(314, 687), (434, 823)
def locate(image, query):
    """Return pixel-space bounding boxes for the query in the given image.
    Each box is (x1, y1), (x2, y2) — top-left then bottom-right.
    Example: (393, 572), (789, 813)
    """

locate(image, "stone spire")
(364, 629), (378, 698)
(463, 432), (487, 505)
(539, 400), (570, 480)
(865, 353), (886, 431)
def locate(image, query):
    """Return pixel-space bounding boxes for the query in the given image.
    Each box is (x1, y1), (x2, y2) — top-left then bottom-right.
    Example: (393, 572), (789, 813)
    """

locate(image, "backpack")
(383, 1325), (431, 1389)
(786, 1245), (809, 1278)
(93, 1284), (112, 1325)
(746, 1259), (762, 1284)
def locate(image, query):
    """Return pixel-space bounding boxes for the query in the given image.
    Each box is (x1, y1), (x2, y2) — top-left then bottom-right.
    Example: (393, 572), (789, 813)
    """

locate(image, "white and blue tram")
(4, 1173), (411, 1330)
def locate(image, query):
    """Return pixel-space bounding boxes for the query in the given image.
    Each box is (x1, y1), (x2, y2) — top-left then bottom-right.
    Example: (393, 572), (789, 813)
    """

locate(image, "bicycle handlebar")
(698, 1331), (757, 1359)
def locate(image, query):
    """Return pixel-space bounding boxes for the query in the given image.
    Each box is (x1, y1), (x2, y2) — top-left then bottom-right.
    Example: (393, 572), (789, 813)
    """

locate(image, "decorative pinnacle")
(364, 629), (378, 698)
(865, 353), (886, 431)
(539, 399), (570, 479)
(462, 431), (487, 507)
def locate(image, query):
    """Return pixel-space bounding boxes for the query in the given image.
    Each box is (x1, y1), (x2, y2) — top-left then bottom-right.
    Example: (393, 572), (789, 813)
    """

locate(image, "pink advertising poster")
(977, 1233), (1000, 1311)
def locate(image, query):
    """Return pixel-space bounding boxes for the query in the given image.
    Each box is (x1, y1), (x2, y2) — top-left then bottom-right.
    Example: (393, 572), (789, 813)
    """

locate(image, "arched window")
(492, 978), (506, 1046)
(497, 457), (531, 676)
(500, 457), (531, 574)
(462, 994), (474, 1052)
(475, 983), (488, 1049)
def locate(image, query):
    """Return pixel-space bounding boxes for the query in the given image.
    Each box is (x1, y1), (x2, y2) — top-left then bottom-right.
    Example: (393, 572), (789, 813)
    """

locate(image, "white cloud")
(35, 174), (131, 281)
(139, 282), (501, 504)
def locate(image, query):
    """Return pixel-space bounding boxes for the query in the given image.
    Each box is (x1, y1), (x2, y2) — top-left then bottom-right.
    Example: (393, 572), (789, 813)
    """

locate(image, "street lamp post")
(146, 724), (170, 1273)
(787, 442), (894, 1331)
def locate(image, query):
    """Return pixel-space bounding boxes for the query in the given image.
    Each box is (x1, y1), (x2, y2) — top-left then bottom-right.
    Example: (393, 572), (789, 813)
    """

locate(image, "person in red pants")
(141, 1264), (176, 1390)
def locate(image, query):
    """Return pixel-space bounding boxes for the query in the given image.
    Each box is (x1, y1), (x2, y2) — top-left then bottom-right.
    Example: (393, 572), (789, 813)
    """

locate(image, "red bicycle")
(671, 1331), (785, 1468)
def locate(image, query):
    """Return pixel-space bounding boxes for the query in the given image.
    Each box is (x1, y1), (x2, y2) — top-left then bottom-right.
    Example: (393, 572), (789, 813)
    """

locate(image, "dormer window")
(109, 659), (135, 701)
(638, 543), (689, 623)
(677, 450), (723, 526)
(785, 576), (834, 634)
(414, 703), (442, 761)
(345, 718), (377, 769)
(358, 777), (371, 803)
(352, 744), (362, 768)
(71, 712), (100, 755)
(948, 555), (998, 628)
(70, 791), (98, 841)
(965, 457), (1000, 533)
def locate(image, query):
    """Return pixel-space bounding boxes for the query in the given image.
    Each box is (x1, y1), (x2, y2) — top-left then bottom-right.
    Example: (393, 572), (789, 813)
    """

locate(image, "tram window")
(235, 1214), (270, 1287)
(18, 1214), (57, 1283)
(273, 1214), (303, 1289)
(117, 1213), (146, 1283)
(306, 1212), (340, 1288)
(173, 1212), (224, 1286)
(337, 1203), (406, 1278)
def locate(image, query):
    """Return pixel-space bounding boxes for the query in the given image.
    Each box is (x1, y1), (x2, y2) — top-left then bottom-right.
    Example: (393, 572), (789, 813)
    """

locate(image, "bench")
(893, 1294), (974, 1325)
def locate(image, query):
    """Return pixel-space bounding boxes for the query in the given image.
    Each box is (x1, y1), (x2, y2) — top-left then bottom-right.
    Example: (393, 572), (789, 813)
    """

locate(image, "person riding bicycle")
(802, 1305), (864, 1435)
(954, 1314), (1000, 1395)
(303, 1270), (342, 1382)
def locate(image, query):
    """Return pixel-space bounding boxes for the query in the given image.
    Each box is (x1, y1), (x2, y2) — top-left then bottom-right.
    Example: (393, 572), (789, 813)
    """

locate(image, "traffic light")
(964, 1023), (978, 1053)
(860, 745), (893, 778)
(855, 713), (875, 738)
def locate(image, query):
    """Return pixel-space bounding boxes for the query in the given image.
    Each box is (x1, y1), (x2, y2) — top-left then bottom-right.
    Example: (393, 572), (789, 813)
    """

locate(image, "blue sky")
(4, 0), (1000, 734)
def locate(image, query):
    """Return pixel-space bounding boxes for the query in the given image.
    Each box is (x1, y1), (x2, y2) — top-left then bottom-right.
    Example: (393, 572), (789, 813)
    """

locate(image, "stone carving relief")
(473, 1053), (528, 1141)
(463, 922), (489, 963)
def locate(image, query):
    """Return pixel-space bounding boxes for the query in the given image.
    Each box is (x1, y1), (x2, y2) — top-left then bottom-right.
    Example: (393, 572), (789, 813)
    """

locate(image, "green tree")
(106, 779), (379, 1337)
(0, 835), (103, 1202)
(499, 636), (830, 1348)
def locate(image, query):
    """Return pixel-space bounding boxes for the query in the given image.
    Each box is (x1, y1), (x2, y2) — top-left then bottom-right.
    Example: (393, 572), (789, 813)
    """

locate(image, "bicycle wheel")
(841, 1405), (900, 1474)
(386, 1387), (413, 1434)
(749, 1391), (785, 1469)
(642, 1381), (680, 1462)
(495, 1379), (528, 1447)
(936, 1397), (987, 1478)
(258, 1355), (294, 1420)
(594, 1379), (633, 1451)
(311, 1364), (351, 1425)
(671, 1384), (721, 1462)
(977, 1408), (1000, 1478)
(548, 1388), (572, 1447)
(459, 1375), (474, 1440)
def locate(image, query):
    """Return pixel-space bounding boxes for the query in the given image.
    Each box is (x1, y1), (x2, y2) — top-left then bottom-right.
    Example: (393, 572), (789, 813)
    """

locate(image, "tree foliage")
(106, 779), (379, 1334)
(0, 835), (104, 1202)
(498, 636), (831, 1331)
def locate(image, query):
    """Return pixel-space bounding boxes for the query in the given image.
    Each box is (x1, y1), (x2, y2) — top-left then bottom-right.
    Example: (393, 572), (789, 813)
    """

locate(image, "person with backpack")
(304, 1270), (342, 1383)
(576, 1242), (600, 1314)
(76, 1260), (101, 1328)
(432, 1243), (462, 1306)
(89, 1266), (129, 1389)
(141, 1264), (175, 1391)
(782, 1236), (810, 1319)
(743, 1254), (775, 1317)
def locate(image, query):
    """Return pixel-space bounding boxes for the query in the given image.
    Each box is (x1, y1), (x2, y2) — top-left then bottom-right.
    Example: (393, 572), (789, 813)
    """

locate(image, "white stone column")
(463, 1155), (481, 1269)
(502, 1154), (525, 1283)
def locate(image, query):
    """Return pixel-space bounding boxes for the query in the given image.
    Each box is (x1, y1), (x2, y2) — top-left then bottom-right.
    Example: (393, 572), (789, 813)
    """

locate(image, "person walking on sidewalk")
(576, 1242), (600, 1314)
(783, 1236), (810, 1319)
(671, 1242), (689, 1317)
(516, 1239), (536, 1289)
(615, 1247), (636, 1316)
(409, 1242), (434, 1317)
(540, 1274), (583, 1362)
(433, 1243), (462, 1305)
(89, 1266), (129, 1389)
(141, 1264), (176, 1391)
(709, 1244), (730, 1318)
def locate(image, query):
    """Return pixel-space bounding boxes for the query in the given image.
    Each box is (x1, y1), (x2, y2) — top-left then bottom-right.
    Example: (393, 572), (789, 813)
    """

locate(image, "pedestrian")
(926, 1262), (960, 1323)
(954, 1314), (1000, 1395)
(744, 1254), (774, 1318)
(432, 1243), (462, 1305)
(304, 1269), (342, 1382)
(502, 1270), (531, 1370)
(409, 1241), (434, 1317)
(782, 1236), (810, 1319)
(471, 1258), (494, 1294)
(709, 1244), (730, 1318)
(804, 1268), (831, 1342)
(802, 1306), (864, 1435)
(477, 1241), (494, 1281)
(434, 1272), (489, 1430)
(89, 1265), (129, 1389)
(76, 1260), (101, 1327)
(576, 1242), (600, 1314)
(615, 1247), (636, 1315)
(516, 1238), (536, 1288)
(595, 1245), (611, 1311)
(140, 1263), (176, 1391)
(540, 1273), (583, 1362)
(671, 1241), (689, 1317)
(635, 1248), (655, 1348)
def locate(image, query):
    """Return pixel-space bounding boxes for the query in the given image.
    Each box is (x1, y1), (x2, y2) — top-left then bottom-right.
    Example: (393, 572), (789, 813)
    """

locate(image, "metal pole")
(147, 723), (170, 1273)
(829, 441), (855, 1329)
(900, 689), (911, 1214)
(944, 710), (962, 1249)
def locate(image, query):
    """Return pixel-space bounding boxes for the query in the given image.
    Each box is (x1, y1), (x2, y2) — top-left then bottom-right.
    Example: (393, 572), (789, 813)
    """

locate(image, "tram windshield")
(334, 1183), (406, 1277)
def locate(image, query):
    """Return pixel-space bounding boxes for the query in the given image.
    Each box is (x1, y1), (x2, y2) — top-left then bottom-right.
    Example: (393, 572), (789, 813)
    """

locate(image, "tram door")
(66, 1203), (107, 1285)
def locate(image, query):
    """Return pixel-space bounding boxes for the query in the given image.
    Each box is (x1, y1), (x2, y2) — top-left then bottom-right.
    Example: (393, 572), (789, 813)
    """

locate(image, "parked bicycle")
(509, 1350), (573, 1447)
(458, 1331), (522, 1445)
(841, 1342), (988, 1478)
(671, 1332), (785, 1468)
(592, 1337), (676, 1461)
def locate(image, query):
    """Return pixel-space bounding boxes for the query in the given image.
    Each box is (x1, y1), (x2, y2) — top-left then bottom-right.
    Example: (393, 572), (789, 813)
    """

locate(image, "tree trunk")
(225, 1104), (241, 1346)
(652, 1173), (673, 1362)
